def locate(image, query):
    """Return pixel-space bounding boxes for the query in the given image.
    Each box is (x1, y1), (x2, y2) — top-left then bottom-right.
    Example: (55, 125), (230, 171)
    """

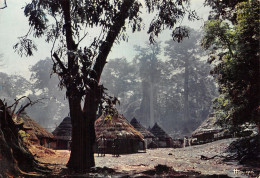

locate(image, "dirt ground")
(33, 138), (259, 177)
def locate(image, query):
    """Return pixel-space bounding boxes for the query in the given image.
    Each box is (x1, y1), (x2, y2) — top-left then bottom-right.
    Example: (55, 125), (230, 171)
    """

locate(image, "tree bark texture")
(66, 95), (97, 171)
(0, 99), (48, 176)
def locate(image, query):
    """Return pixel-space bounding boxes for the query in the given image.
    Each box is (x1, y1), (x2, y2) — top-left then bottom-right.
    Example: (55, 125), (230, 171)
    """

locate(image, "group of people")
(183, 136), (192, 147)
(97, 135), (120, 157)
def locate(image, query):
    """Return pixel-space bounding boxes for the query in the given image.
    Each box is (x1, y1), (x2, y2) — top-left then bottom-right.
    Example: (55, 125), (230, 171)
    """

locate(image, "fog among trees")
(0, 27), (217, 137)
(0, 58), (69, 131)
(101, 28), (217, 137)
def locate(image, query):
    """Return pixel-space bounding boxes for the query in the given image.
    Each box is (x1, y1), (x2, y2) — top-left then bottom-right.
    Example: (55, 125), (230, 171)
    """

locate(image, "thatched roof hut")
(22, 115), (53, 140)
(52, 116), (72, 149)
(130, 117), (157, 149)
(15, 112), (54, 147)
(150, 123), (173, 148)
(95, 114), (144, 140)
(192, 114), (223, 143)
(130, 117), (155, 138)
(95, 114), (144, 154)
(52, 116), (72, 141)
(150, 123), (170, 139)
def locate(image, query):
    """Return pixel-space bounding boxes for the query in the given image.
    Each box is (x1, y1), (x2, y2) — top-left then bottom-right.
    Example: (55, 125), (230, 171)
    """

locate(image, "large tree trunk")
(139, 81), (151, 127)
(183, 57), (190, 133)
(66, 98), (85, 171)
(149, 50), (157, 127)
(149, 81), (155, 127)
(66, 94), (97, 172)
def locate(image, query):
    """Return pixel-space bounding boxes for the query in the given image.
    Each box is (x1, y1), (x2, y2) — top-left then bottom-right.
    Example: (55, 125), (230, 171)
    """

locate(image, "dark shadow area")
(223, 135), (260, 177)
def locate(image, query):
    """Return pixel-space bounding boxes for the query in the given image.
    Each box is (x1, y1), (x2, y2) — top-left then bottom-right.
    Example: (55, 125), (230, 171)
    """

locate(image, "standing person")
(183, 136), (188, 148)
(68, 141), (72, 152)
(102, 137), (106, 156)
(188, 137), (191, 146)
(97, 135), (105, 157)
(112, 138), (115, 157)
(113, 135), (120, 157)
(115, 136), (120, 157)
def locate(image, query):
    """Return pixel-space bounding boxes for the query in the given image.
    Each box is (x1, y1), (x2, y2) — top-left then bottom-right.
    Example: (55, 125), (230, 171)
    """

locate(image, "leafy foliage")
(204, 0), (247, 23)
(202, 0), (260, 129)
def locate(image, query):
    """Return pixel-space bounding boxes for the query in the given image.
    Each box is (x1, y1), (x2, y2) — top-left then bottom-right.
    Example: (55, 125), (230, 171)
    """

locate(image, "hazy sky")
(0, 0), (210, 79)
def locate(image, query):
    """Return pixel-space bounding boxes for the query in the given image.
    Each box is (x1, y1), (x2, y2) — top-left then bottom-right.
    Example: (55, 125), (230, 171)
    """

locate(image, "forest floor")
(31, 138), (260, 177)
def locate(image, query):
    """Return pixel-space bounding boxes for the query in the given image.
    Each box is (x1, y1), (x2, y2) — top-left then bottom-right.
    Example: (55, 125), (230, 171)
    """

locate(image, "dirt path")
(94, 138), (243, 177)
(35, 138), (259, 177)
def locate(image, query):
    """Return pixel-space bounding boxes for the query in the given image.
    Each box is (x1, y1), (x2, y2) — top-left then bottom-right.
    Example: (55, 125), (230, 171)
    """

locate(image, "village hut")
(191, 114), (223, 144)
(130, 117), (157, 149)
(95, 114), (144, 154)
(52, 116), (72, 149)
(17, 112), (54, 148)
(150, 123), (173, 148)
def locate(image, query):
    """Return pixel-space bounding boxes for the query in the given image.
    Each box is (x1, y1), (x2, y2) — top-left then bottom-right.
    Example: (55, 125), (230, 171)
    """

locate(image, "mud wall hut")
(150, 123), (173, 148)
(52, 116), (72, 150)
(95, 114), (144, 154)
(130, 117), (156, 149)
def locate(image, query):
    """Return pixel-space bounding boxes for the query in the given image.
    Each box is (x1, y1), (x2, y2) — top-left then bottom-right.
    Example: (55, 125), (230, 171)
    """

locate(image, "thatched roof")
(95, 114), (144, 140)
(52, 117), (72, 141)
(130, 117), (155, 138)
(192, 114), (223, 137)
(150, 123), (171, 139)
(17, 112), (54, 140)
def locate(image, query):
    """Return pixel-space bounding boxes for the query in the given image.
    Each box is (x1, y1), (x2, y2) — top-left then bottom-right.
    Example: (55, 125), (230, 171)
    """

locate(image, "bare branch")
(51, 14), (63, 62)
(0, 0), (7, 9)
(77, 31), (88, 45)
(7, 96), (27, 115)
(7, 96), (46, 116)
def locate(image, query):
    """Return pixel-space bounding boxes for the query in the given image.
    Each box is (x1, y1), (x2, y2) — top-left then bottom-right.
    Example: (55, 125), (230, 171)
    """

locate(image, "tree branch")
(8, 96), (46, 116)
(50, 15), (62, 61)
(0, 0), (7, 9)
(92, 0), (135, 82)
(15, 98), (42, 116)
(60, 0), (77, 71)
(7, 96), (27, 115)
(77, 31), (88, 45)
(53, 52), (68, 74)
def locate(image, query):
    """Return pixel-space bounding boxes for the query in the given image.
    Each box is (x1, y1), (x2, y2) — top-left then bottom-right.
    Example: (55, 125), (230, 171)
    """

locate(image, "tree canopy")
(202, 0), (260, 130)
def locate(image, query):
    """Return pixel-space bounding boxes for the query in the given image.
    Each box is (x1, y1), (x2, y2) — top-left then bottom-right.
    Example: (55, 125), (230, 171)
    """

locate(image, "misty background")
(0, 0), (217, 138)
